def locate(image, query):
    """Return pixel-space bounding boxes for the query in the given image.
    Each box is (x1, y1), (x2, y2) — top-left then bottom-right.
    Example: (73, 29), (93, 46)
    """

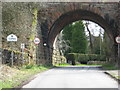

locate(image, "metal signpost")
(7, 34), (17, 67)
(21, 43), (25, 65)
(34, 37), (40, 64)
(116, 36), (120, 60)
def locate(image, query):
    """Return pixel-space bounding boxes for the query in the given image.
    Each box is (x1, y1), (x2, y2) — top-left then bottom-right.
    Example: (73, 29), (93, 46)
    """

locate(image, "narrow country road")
(22, 66), (118, 88)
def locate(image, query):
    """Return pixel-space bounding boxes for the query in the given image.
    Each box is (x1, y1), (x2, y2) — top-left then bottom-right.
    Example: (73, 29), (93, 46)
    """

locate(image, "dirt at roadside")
(105, 70), (120, 84)
(0, 65), (24, 81)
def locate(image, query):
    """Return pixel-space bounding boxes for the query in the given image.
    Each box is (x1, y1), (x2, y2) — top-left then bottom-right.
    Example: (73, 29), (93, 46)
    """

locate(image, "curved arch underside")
(48, 10), (114, 46)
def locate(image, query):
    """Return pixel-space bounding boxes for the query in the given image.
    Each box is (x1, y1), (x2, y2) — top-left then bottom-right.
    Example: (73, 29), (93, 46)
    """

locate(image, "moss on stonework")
(2, 3), (39, 66)
(28, 8), (38, 65)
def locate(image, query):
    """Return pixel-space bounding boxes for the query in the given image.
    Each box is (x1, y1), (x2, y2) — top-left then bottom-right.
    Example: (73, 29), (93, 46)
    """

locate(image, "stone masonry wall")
(1, 2), (120, 66)
(2, 2), (38, 65)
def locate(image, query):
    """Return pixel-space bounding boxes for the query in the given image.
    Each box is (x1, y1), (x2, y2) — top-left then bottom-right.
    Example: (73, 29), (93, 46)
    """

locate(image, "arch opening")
(52, 20), (109, 65)
(44, 9), (118, 65)
(48, 9), (114, 47)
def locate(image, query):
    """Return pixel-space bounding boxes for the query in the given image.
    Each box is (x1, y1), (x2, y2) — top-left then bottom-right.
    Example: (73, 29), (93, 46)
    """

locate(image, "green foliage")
(62, 24), (73, 42)
(75, 54), (89, 62)
(2, 3), (38, 66)
(102, 64), (120, 70)
(55, 64), (72, 67)
(102, 32), (113, 57)
(22, 65), (53, 70)
(62, 21), (87, 54)
(66, 53), (106, 64)
(0, 65), (53, 89)
(66, 53), (76, 65)
(25, 65), (33, 69)
(2, 48), (32, 66)
(92, 36), (102, 54)
(54, 63), (102, 67)
(75, 64), (102, 66)
(71, 21), (87, 53)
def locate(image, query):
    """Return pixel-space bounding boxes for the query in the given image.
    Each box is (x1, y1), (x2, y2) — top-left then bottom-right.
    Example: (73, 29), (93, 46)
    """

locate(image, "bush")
(66, 53), (106, 64)
(99, 55), (106, 61)
(25, 65), (33, 69)
(66, 53), (76, 65)
(75, 54), (89, 64)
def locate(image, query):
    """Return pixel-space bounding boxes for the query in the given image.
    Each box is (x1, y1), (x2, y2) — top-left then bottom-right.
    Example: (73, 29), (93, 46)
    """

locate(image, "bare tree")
(85, 21), (94, 54)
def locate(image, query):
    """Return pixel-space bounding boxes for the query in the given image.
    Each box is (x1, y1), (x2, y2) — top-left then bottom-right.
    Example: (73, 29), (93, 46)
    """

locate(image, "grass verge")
(0, 65), (53, 89)
(55, 63), (120, 70)
(54, 64), (102, 67)
(102, 64), (120, 70)
(54, 64), (72, 67)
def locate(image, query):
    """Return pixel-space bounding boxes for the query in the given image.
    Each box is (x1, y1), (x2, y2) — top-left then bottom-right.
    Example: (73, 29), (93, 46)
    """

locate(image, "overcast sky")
(83, 20), (104, 37)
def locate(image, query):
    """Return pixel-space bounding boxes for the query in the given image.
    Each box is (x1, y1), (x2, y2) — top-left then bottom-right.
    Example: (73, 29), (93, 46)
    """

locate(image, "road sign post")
(7, 34), (17, 67)
(118, 43), (120, 59)
(116, 36), (120, 65)
(21, 43), (25, 65)
(11, 43), (14, 67)
(34, 37), (40, 64)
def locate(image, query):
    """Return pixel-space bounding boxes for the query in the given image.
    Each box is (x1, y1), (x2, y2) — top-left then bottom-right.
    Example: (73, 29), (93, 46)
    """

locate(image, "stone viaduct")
(1, 2), (120, 65)
(36, 2), (120, 65)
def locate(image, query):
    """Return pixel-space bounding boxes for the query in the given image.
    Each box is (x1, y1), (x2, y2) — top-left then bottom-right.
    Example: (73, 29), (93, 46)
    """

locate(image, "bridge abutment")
(1, 2), (120, 66)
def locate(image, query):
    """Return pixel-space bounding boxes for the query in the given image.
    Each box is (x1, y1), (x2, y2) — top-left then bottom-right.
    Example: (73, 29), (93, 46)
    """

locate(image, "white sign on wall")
(7, 34), (17, 42)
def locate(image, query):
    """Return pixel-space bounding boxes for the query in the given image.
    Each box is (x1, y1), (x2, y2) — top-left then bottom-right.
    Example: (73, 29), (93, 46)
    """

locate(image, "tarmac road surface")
(22, 66), (118, 88)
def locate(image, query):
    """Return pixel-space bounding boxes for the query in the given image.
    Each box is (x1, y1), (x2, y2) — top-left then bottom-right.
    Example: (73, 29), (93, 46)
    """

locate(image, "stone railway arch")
(36, 2), (120, 65)
(48, 10), (114, 46)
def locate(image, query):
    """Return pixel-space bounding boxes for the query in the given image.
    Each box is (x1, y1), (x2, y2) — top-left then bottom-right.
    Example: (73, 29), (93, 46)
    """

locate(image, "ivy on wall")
(2, 2), (39, 65)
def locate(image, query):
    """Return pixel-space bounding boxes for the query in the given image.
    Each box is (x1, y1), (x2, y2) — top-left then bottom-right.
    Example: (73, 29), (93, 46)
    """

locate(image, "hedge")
(66, 53), (106, 64)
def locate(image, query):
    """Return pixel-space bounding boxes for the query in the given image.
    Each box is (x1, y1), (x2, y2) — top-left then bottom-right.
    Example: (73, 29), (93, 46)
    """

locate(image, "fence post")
(0, 48), (2, 65)
(11, 43), (14, 67)
(0, 2), (2, 65)
(11, 50), (14, 67)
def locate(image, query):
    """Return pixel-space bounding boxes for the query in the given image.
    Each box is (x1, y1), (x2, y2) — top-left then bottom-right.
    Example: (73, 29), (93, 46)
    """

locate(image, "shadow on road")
(54, 66), (102, 70)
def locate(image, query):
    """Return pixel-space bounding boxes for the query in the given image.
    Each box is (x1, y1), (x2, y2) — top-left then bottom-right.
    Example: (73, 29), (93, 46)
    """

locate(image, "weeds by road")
(0, 65), (53, 89)
(1, 63), (119, 89)
(55, 64), (102, 67)
(102, 64), (120, 70)
(55, 63), (120, 70)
